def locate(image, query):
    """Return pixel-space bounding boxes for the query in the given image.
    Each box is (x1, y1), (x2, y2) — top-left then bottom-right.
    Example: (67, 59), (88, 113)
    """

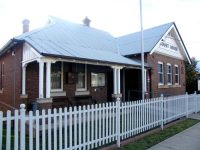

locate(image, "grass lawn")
(119, 118), (199, 150)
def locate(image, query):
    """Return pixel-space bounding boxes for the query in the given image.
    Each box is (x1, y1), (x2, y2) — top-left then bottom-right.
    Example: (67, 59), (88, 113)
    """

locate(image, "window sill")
(36, 98), (53, 103)
(158, 85), (181, 89)
(75, 91), (90, 96)
(20, 94), (28, 99)
(0, 90), (3, 94)
(51, 91), (66, 97)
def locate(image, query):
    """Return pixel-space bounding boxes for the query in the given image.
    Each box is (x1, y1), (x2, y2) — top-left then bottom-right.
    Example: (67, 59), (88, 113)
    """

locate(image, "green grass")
(119, 119), (199, 150)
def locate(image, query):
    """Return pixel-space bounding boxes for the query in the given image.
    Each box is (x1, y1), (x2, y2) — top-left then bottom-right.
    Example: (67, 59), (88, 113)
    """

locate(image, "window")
(0, 63), (4, 90)
(51, 62), (62, 90)
(76, 64), (87, 91)
(167, 64), (172, 85)
(91, 73), (105, 87)
(175, 65), (179, 85)
(158, 62), (164, 85)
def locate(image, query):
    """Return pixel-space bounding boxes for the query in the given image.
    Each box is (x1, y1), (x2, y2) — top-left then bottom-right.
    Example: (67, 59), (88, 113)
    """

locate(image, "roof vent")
(83, 17), (91, 27)
(22, 19), (30, 33)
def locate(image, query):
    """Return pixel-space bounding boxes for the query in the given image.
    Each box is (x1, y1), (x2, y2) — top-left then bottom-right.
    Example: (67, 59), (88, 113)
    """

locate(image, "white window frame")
(91, 72), (106, 87)
(76, 64), (87, 91)
(51, 62), (63, 92)
(167, 63), (172, 85)
(158, 61), (164, 85)
(174, 64), (179, 85)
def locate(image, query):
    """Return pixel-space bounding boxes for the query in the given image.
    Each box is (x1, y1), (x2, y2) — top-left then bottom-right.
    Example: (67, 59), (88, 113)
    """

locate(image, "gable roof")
(117, 22), (173, 56)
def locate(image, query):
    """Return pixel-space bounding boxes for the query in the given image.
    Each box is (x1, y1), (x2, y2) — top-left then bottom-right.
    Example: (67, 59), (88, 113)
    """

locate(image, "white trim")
(51, 91), (66, 97)
(154, 51), (184, 60)
(36, 98), (53, 103)
(150, 25), (174, 55)
(24, 43), (42, 58)
(113, 67), (117, 94)
(150, 25), (191, 64)
(39, 61), (44, 98)
(75, 91), (90, 96)
(167, 63), (172, 85)
(76, 64), (87, 91)
(117, 68), (121, 94)
(51, 62), (63, 92)
(174, 64), (179, 67)
(158, 61), (164, 86)
(46, 62), (51, 98)
(22, 65), (26, 95)
(22, 43), (42, 63)
(172, 27), (191, 64)
(174, 65), (180, 85)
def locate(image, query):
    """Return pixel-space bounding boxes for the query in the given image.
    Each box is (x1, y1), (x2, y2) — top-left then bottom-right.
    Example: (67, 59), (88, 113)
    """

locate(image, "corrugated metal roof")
(15, 17), (143, 66)
(3, 17), (174, 66)
(117, 22), (173, 56)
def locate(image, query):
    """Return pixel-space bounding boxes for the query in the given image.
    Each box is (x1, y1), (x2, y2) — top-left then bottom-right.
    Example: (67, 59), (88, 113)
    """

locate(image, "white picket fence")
(1, 92), (200, 150)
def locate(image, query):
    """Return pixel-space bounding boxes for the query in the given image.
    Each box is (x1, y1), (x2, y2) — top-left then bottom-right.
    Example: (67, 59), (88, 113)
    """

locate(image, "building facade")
(0, 17), (191, 112)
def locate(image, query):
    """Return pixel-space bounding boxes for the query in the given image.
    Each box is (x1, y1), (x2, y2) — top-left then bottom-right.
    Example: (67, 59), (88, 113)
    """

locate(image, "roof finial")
(83, 17), (91, 27)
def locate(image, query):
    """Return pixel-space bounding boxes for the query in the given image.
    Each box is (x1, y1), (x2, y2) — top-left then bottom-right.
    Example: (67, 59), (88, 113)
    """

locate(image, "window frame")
(174, 64), (179, 85)
(167, 63), (172, 85)
(51, 62), (63, 92)
(76, 64), (87, 91)
(91, 72), (106, 87)
(158, 61), (164, 85)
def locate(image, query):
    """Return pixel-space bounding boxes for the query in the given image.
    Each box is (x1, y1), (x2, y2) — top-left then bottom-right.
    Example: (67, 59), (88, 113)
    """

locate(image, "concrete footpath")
(148, 113), (200, 150)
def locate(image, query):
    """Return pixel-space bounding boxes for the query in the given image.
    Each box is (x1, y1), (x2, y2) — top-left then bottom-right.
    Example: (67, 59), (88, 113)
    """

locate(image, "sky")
(0, 0), (200, 60)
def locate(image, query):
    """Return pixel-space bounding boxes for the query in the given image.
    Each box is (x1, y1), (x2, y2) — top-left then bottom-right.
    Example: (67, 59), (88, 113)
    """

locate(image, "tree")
(185, 57), (198, 94)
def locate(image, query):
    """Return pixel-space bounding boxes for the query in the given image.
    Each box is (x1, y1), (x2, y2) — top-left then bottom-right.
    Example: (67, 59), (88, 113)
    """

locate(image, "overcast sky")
(0, 0), (200, 60)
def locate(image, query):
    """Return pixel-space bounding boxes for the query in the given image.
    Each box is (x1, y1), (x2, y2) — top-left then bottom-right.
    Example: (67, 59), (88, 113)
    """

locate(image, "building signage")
(160, 42), (178, 51)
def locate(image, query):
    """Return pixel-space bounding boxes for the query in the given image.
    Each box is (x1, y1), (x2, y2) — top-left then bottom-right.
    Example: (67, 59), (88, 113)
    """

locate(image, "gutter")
(41, 52), (150, 69)
(0, 38), (23, 56)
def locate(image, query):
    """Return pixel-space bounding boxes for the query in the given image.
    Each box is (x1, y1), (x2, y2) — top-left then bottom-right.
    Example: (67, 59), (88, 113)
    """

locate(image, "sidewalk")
(148, 113), (200, 150)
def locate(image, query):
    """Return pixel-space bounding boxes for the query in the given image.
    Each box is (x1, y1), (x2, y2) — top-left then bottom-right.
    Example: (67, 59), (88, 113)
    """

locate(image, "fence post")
(160, 94), (164, 130)
(186, 92), (188, 118)
(20, 104), (26, 150)
(116, 98), (121, 147)
(194, 91), (197, 113)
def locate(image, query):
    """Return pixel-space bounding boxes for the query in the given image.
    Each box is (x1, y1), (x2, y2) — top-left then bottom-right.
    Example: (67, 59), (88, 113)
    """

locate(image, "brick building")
(0, 17), (191, 112)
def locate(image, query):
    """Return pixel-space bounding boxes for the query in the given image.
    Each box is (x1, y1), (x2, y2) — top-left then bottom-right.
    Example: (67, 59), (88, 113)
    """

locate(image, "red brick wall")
(0, 44), (23, 112)
(147, 53), (186, 97)
(62, 63), (108, 103)
(25, 62), (108, 108)
(26, 62), (39, 106)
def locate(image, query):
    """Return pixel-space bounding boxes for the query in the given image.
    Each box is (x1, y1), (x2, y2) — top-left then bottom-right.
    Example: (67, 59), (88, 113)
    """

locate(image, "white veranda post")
(39, 61), (44, 99)
(46, 62), (51, 98)
(113, 67), (117, 94)
(112, 66), (122, 97)
(22, 64), (27, 95)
